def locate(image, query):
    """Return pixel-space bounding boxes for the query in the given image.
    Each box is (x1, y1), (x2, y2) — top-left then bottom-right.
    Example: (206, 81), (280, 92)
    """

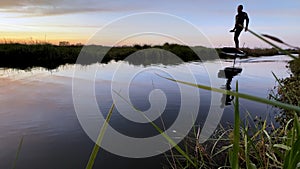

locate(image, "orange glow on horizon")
(0, 31), (89, 45)
(0, 31), (290, 48)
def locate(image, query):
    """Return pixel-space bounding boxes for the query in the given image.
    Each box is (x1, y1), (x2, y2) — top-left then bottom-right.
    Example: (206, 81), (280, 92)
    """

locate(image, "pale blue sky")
(0, 0), (299, 47)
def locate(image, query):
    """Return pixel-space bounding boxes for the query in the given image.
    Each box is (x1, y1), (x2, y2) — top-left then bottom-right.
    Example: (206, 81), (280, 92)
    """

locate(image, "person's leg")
(234, 29), (242, 49)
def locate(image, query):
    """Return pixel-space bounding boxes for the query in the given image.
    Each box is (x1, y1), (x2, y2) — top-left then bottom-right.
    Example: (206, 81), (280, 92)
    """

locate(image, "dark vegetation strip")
(0, 43), (297, 70)
(271, 57), (300, 124)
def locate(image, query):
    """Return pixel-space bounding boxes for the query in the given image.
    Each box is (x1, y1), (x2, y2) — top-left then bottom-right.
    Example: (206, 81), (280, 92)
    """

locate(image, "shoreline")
(0, 43), (297, 70)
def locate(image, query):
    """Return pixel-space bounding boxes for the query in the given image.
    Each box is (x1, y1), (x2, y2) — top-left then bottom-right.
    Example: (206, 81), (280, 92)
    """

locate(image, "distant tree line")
(0, 43), (287, 70)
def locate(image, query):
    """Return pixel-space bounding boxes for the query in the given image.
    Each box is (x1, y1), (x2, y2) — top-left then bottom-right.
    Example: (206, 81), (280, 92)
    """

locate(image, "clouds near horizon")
(0, 0), (299, 47)
(0, 0), (140, 17)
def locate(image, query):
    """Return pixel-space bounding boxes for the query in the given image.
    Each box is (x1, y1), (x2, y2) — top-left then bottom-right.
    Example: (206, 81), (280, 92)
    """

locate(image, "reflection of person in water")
(230, 5), (249, 49)
(220, 76), (234, 108)
(219, 67), (242, 108)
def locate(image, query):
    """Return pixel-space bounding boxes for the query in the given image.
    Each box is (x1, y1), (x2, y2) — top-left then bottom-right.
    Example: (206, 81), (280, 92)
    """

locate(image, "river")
(0, 55), (291, 169)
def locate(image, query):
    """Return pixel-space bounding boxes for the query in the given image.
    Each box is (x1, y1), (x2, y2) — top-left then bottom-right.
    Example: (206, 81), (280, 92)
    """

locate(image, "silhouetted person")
(230, 5), (249, 49)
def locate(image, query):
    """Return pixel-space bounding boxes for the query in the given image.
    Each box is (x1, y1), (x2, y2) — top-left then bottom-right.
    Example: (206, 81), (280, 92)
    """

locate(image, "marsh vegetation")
(0, 42), (293, 70)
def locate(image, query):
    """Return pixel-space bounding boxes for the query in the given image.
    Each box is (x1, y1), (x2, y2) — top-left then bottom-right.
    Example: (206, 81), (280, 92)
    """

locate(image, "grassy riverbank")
(0, 43), (292, 70)
(163, 53), (300, 169)
(272, 56), (300, 124)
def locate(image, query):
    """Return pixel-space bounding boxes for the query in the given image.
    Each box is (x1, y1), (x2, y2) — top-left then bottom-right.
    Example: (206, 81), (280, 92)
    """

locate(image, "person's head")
(237, 5), (243, 13)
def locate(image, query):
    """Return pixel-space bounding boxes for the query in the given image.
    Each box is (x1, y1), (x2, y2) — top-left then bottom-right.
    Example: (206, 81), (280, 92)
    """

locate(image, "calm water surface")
(0, 55), (291, 169)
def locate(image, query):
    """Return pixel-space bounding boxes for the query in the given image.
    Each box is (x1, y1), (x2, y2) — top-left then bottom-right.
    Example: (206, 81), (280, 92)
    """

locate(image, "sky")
(0, 0), (299, 48)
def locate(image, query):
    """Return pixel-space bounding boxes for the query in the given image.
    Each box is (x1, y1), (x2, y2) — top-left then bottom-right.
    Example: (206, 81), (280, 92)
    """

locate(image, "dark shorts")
(234, 28), (243, 38)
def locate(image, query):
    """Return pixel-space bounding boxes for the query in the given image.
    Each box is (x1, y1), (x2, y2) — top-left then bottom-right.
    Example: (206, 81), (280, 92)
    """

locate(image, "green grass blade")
(113, 90), (197, 167)
(148, 116), (197, 167)
(261, 34), (299, 50)
(290, 114), (300, 168)
(271, 71), (294, 104)
(231, 81), (240, 169)
(244, 120), (252, 169)
(158, 75), (300, 112)
(273, 144), (291, 151)
(12, 136), (24, 169)
(284, 139), (300, 169)
(261, 34), (284, 43)
(245, 131), (264, 167)
(271, 71), (283, 88)
(85, 104), (115, 169)
(214, 144), (233, 157)
(245, 27), (297, 59)
(294, 113), (300, 137)
(211, 130), (230, 156)
(283, 114), (300, 169)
